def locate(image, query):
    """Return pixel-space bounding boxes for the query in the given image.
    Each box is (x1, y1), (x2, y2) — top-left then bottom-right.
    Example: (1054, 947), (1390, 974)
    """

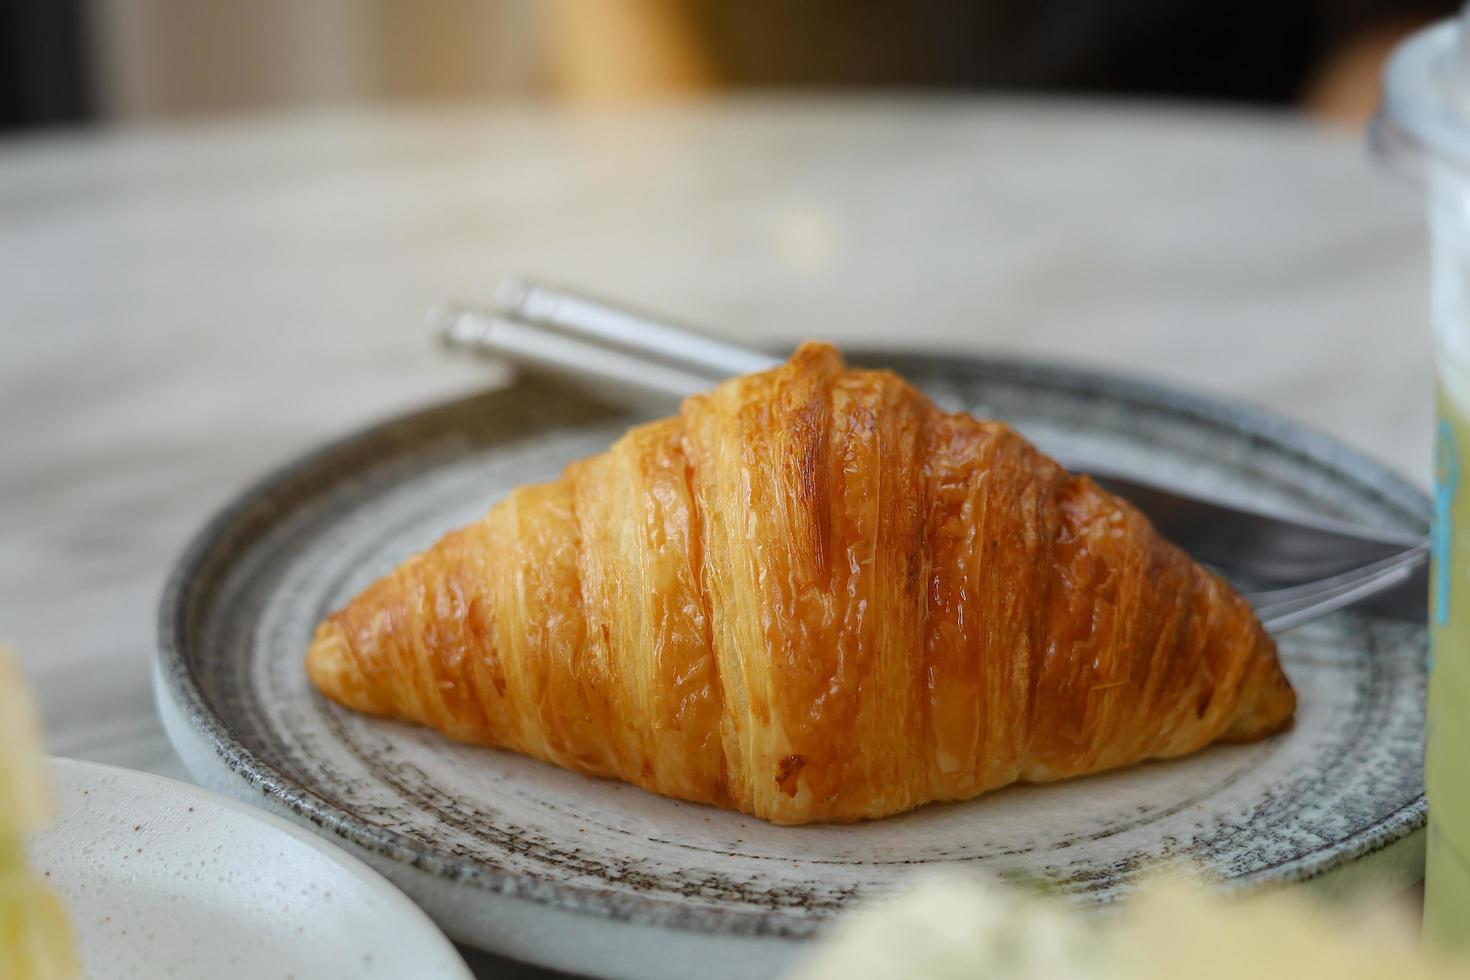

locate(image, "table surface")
(0, 99), (1434, 975)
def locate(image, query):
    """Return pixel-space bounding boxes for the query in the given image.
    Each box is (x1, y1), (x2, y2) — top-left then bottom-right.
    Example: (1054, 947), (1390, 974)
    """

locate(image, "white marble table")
(0, 99), (1433, 971)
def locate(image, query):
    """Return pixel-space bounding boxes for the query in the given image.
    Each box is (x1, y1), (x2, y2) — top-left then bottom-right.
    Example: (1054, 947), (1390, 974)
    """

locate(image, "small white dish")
(27, 758), (472, 980)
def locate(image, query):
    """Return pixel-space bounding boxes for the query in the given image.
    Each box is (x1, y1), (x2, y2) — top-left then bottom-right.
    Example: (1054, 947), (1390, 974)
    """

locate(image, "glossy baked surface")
(307, 344), (1293, 824)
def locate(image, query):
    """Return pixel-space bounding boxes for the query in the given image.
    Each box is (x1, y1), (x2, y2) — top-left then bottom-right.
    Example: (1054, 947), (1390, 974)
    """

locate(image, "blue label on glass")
(1434, 417), (1459, 637)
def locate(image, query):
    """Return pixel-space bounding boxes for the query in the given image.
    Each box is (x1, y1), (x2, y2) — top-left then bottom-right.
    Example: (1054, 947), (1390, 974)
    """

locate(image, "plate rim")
(38, 756), (474, 979)
(156, 350), (1431, 938)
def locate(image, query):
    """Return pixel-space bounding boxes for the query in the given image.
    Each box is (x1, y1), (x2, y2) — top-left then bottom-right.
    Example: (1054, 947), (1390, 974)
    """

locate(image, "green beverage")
(1377, 16), (1470, 948)
(1428, 373), (1470, 949)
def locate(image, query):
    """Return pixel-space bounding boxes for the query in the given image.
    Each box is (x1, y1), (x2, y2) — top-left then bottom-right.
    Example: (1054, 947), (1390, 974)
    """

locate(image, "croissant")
(307, 342), (1295, 824)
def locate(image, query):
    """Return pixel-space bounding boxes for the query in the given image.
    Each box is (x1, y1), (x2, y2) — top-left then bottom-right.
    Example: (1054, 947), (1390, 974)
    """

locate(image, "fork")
(435, 281), (1430, 634)
(1246, 543), (1428, 632)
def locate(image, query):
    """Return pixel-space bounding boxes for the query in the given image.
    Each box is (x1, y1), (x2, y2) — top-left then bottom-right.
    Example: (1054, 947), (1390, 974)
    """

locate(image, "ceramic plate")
(28, 757), (471, 979)
(156, 355), (1429, 980)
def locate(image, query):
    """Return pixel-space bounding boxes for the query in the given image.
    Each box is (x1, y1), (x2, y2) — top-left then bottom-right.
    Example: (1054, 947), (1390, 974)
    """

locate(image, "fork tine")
(1244, 543), (1429, 608)
(1255, 546), (1424, 619)
(1257, 567), (1415, 634)
(1254, 544), (1428, 634)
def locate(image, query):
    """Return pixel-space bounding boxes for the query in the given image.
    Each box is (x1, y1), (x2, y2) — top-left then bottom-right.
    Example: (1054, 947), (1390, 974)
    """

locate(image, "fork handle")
(437, 304), (717, 407)
(494, 279), (781, 380)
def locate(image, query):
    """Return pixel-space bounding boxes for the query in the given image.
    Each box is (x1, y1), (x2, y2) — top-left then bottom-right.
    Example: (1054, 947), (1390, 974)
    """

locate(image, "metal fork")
(434, 281), (1430, 634)
(1247, 543), (1428, 632)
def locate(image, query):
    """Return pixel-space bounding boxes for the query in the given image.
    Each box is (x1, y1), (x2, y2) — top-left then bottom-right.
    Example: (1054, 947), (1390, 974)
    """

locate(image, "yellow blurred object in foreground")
(1121, 880), (1461, 980)
(0, 647), (77, 980)
(795, 875), (1468, 980)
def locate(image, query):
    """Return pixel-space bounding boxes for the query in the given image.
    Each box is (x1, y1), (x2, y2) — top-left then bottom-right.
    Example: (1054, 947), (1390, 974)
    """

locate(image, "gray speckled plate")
(156, 355), (1429, 980)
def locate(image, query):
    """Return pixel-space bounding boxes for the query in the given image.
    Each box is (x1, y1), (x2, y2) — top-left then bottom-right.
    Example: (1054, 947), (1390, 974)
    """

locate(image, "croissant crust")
(307, 342), (1295, 824)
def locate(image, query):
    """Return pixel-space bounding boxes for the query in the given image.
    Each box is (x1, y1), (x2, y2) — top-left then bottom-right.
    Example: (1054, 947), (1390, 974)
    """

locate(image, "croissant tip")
(1223, 655), (1298, 742)
(306, 621), (382, 715)
(789, 340), (844, 368)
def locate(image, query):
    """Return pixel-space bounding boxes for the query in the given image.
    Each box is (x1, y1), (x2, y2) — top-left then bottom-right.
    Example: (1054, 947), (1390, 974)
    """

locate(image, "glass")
(1376, 9), (1470, 950)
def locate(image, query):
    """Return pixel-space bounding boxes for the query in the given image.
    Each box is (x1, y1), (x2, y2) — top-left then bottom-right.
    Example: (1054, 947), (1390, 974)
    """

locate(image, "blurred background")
(1, 5), (1455, 975)
(1, 0), (1456, 131)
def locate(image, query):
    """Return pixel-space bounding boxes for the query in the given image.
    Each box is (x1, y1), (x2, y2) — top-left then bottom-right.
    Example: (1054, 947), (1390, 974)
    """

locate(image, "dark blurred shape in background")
(0, 0), (1457, 133)
(1, 0), (93, 129)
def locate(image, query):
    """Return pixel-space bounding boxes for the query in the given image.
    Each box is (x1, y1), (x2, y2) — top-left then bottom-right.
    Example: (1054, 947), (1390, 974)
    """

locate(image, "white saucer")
(26, 758), (473, 980)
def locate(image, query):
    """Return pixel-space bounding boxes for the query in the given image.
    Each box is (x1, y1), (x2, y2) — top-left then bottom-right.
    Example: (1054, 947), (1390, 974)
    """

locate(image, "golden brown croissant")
(307, 342), (1295, 824)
